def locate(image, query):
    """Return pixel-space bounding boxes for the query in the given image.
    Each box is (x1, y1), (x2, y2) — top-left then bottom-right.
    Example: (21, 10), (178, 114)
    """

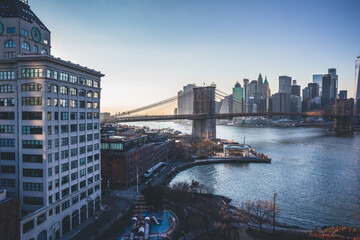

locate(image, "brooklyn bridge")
(107, 86), (358, 139)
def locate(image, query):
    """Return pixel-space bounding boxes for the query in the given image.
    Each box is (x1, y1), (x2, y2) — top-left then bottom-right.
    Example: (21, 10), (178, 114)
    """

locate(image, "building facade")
(355, 56), (360, 108)
(321, 74), (331, 106)
(279, 76), (292, 95)
(0, 1), (103, 239)
(313, 74), (323, 96)
(232, 82), (243, 114)
(0, 188), (20, 240)
(101, 135), (175, 189)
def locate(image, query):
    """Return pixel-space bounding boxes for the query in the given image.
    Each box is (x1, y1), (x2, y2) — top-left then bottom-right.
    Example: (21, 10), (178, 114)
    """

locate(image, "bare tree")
(241, 199), (280, 232)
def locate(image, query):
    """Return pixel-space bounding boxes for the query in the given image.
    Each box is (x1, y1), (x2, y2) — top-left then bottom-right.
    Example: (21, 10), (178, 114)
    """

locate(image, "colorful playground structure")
(119, 195), (179, 240)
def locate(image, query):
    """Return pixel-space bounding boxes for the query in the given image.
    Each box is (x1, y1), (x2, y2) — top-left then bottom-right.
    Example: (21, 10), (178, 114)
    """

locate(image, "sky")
(30, 0), (360, 114)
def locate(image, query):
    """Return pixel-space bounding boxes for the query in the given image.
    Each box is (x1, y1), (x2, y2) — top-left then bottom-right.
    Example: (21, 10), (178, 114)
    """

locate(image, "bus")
(143, 162), (165, 180)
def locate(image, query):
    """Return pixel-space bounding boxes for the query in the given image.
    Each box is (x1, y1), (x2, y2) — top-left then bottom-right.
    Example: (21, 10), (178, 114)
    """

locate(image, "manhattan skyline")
(30, 0), (360, 113)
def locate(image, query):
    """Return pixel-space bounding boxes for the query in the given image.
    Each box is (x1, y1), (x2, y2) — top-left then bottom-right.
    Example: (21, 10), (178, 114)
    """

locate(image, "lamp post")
(273, 193), (277, 234)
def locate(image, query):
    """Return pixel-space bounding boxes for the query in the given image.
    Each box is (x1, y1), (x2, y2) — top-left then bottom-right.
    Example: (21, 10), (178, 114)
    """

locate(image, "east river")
(130, 121), (360, 229)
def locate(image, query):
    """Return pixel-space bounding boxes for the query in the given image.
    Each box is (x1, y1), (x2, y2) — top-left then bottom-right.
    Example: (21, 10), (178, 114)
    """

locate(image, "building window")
(71, 172), (78, 181)
(79, 89), (86, 97)
(0, 139), (15, 147)
(93, 81), (99, 88)
(23, 182), (43, 192)
(7, 27), (15, 34)
(70, 100), (77, 108)
(0, 179), (16, 188)
(70, 88), (77, 95)
(0, 98), (15, 107)
(60, 99), (68, 107)
(61, 175), (69, 185)
(22, 111), (42, 120)
(0, 71), (15, 79)
(0, 125), (15, 134)
(23, 168), (43, 177)
(22, 29), (28, 36)
(33, 45), (38, 53)
(79, 112), (85, 119)
(1, 152), (15, 161)
(70, 112), (77, 120)
(23, 154), (42, 163)
(41, 49), (48, 54)
(60, 86), (68, 95)
(22, 42), (30, 51)
(60, 73), (69, 81)
(21, 68), (43, 78)
(94, 92), (99, 98)
(71, 136), (78, 144)
(4, 40), (16, 48)
(23, 197), (43, 206)
(70, 75), (78, 83)
(61, 150), (69, 159)
(22, 126), (42, 135)
(1, 165), (15, 173)
(87, 102), (92, 108)
(61, 112), (69, 120)
(0, 112), (15, 120)
(22, 140), (43, 149)
(0, 84), (15, 93)
(86, 79), (93, 87)
(22, 97), (42, 106)
(44, 39), (49, 45)
(21, 83), (42, 92)
(87, 91), (93, 98)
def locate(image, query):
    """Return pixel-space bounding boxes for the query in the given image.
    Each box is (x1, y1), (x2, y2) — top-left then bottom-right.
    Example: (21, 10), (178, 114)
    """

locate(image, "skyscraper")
(328, 68), (338, 101)
(263, 76), (270, 97)
(257, 73), (263, 99)
(232, 82), (243, 113)
(291, 80), (301, 97)
(279, 76), (292, 95)
(243, 79), (249, 113)
(308, 83), (319, 99)
(355, 56), (360, 105)
(322, 74), (332, 106)
(0, 1), (103, 239)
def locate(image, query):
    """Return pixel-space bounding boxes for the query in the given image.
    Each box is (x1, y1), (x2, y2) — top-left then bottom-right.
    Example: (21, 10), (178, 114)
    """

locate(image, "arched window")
(87, 91), (93, 98)
(0, 84), (15, 93)
(21, 83), (42, 92)
(33, 46), (38, 53)
(60, 86), (68, 95)
(5, 40), (16, 48)
(70, 88), (77, 96)
(94, 92), (99, 99)
(79, 89), (85, 97)
(53, 84), (58, 93)
(41, 49), (47, 54)
(22, 42), (30, 50)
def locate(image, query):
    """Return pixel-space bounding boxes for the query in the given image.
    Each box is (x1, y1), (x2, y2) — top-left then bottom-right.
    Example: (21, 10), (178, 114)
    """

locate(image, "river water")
(130, 121), (360, 228)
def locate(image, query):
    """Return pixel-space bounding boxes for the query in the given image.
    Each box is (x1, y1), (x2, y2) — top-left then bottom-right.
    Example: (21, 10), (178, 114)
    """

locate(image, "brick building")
(0, 188), (20, 240)
(101, 135), (175, 189)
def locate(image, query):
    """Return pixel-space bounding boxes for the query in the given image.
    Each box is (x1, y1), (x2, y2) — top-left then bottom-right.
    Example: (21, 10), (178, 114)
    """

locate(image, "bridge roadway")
(114, 112), (358, 123)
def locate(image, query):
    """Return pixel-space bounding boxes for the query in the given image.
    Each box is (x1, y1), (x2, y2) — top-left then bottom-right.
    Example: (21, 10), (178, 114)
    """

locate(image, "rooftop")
(0, 0), (49, 31)
(0, 54), (104, 77)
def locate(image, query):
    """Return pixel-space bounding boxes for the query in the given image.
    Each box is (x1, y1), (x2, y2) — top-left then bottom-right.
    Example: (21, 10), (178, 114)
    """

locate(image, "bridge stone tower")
(192, 86), (216, 139)
(334, 98), (354, 132)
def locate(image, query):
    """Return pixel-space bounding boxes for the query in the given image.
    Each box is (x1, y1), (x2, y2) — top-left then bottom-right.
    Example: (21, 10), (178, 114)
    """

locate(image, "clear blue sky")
(30, 0), (360, 113)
